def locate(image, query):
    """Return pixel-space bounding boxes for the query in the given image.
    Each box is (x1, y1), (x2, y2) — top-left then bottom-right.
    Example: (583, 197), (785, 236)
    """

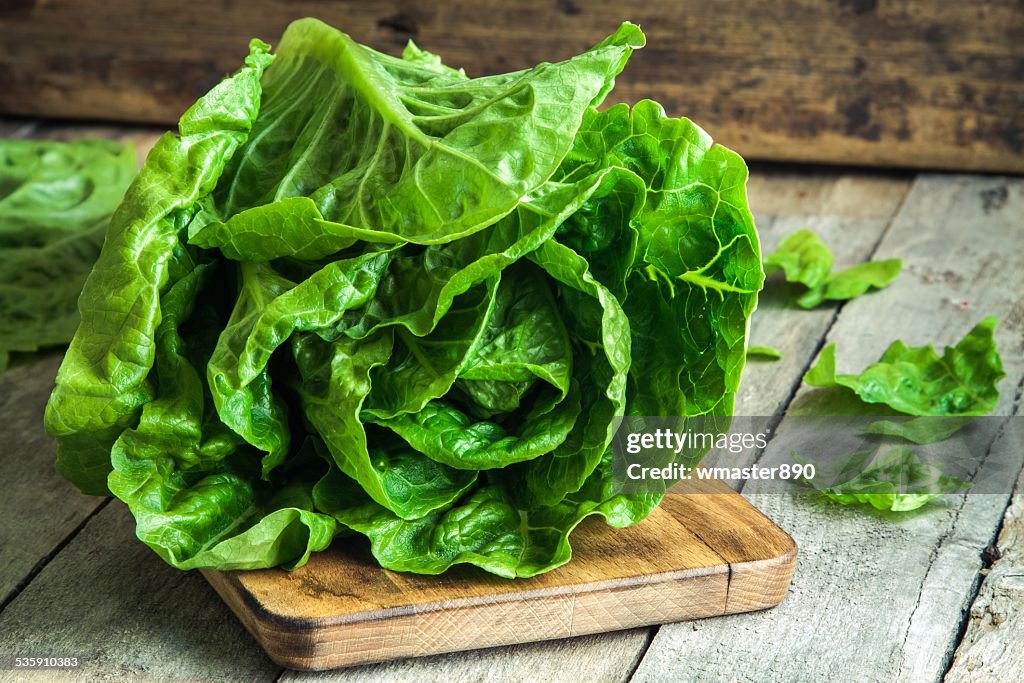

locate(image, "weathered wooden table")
(1, 118), (1021, 682)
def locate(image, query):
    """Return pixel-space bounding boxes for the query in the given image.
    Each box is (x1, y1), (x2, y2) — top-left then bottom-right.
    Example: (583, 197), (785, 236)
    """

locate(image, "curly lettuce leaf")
(107, 255), (335, 570)
(805, 317), (1004, 416)
(764, 229), (833, 290)
(45, 20), (762, 577)
(764, 228), (901, 308)
(293, 323), (479, 520)
(797, 259), (902, 308)
(549, 101), (761, 424)
(188, 19), (644, 254)
(312, 444), (658, 578)
(45, 40), (274, 495)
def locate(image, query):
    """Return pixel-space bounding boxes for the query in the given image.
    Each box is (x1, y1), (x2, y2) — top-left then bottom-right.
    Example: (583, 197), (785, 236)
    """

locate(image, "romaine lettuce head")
(44, 18), (762, 577)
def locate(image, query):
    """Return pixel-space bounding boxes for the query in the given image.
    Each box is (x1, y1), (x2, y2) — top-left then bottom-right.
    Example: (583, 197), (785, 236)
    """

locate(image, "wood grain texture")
(0, 1), (1021, 172)
(0, 504), (279, 682)
(0, 353), (96, 608)
(632, 174), (1024, 683)
(203, 481), (795, 671)
(945, 464), (1024, 682)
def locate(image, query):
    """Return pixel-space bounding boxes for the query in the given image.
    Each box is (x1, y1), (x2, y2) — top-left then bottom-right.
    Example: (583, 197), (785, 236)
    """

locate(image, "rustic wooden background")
(0, 0), (1022, 173)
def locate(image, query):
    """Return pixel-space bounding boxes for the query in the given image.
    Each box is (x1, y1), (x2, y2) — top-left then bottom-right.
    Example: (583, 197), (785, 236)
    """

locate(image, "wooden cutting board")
(202, 480), (796, 671)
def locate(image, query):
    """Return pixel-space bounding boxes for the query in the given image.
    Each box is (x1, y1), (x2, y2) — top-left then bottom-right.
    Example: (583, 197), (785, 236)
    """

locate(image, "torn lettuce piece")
(802, 446), (971, 512)
(797, 259), (902, 309)
(764, 228), (901, 308)
(865, 416), (974, 445)
(764, 229), (833, 290)
(805, 317), (1004, 417)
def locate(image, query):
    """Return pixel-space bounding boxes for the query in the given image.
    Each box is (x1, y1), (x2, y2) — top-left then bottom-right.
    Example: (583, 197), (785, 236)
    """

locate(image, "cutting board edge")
(724, 538), (797, 615)
(205, 563), (735, 671)
(202, 520), (797, 671)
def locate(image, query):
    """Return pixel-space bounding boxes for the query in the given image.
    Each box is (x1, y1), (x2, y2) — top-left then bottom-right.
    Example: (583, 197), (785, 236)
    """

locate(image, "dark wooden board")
(1, 1), (1021, 172)
(202, 480), (796, 671)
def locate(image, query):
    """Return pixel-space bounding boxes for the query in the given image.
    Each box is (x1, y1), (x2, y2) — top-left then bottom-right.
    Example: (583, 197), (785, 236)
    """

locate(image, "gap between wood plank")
(622, 627), (659, 682)
(938, 373), (1024, 682)
(0, 498), (110, 615)
(896, 392), (1020, 678)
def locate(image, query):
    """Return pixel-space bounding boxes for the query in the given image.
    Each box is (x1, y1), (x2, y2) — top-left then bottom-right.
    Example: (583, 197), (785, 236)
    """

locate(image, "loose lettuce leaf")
(805, 317), (1004, 416)
(764, 229), (832, 290)
(0, 138), (135, 247)
(802, 446), (971, 512)
(0, 139), (136, 371)
(797, 259), (902, 309)
(764, 228), (901, 308)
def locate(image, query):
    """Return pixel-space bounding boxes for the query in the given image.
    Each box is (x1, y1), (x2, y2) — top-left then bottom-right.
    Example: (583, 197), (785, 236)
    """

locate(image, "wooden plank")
(0, 2), (1021, 172)
(631, 173), (1024, 682)
(0, 354), (94, 609)
(281, 171), (910, 681)
(0, 504), (279, 682)
(204, 481), (794, 671)
(945, 463), (1024, 682)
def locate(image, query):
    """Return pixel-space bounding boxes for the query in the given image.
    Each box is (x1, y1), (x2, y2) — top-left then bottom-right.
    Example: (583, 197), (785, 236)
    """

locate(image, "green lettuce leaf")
(747, 345), (783, 360)
(802, 446), (971, 512)
(805, 317), (1004, 416)
(797, 259), (902, 308)
(0, 139), (136, 371)
(764, 228), (901, 308)
(45, 39), (274, 495)
(764, 229), (832, 290)
(187, 18), (644, 254)
(864, 416), (974, 444)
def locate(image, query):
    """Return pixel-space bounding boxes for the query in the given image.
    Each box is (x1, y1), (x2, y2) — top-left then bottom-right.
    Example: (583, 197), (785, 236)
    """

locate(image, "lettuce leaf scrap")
(764, 228), (901, 308)
(805, 317), (1004, 417)
(801, 446), (971, 512)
